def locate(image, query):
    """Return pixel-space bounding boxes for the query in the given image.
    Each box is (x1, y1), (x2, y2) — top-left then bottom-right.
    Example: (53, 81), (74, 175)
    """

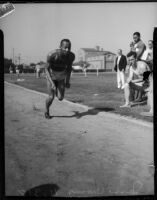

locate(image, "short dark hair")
(127, 51), (137, 58)
(60, 39), (71, 50)
(148, 40), (153, 44)
(133, 32), (140, 37)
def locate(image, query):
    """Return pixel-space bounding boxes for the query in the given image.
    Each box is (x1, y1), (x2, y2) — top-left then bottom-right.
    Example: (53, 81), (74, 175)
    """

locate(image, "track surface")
(5, 82), (154, 197)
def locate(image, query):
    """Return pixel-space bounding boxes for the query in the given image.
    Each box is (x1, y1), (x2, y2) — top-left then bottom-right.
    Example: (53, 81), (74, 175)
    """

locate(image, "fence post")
(84, 69), (87, 77)
(97, 68), (99, 77)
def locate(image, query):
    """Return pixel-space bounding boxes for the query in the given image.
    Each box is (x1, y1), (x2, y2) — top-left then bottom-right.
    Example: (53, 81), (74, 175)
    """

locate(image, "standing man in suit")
(114, 49), (127, 89)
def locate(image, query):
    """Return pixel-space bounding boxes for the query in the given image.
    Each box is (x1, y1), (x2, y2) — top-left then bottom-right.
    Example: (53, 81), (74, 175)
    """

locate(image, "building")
(78, 46), (116, 71)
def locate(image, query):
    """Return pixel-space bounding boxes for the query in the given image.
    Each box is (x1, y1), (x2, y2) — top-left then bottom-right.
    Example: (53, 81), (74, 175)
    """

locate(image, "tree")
(38, 61), (46, 65)
(4, 58), (15, 73)
(30, 63), (36, 68)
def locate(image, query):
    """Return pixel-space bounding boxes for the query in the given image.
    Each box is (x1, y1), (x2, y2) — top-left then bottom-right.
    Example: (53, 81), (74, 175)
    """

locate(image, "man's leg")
(140, 89), (153, 117)
(120, 71), (125, 88)
(56, 79), (65, 101)
(117, 70), (121, 88)
(148, 90), (153, 114)
(133, 90), (143, 102)
(17, 71), (20, 79)
(120, 83), (131, 107)
(130, 82), (145, 103)
(37, 71), (39, 78)
(45, 80), (56, 118)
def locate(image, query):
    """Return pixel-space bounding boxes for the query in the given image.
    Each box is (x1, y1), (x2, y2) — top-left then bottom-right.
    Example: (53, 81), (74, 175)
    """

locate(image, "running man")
(45, 39), (75, 119)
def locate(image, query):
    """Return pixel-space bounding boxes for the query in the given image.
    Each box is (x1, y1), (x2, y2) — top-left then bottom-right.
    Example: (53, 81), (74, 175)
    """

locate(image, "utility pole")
(18, 53), (21, 65)
(12, 48), (14, 64)
(104, 54), (106, 72)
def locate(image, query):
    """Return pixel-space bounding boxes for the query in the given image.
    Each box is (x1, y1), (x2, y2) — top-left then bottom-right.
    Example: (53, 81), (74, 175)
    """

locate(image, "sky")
(0, 2), (157, 64)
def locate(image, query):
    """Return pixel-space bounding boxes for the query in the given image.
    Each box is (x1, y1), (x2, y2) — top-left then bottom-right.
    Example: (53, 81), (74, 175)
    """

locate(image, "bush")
(23, 68), (35, 73)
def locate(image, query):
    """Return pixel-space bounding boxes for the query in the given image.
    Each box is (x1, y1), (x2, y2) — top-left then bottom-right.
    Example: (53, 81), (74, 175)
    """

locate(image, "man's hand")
(50, 81), (56, 90)
(126, 78), (131, 83)
(65, 82), (70, 88)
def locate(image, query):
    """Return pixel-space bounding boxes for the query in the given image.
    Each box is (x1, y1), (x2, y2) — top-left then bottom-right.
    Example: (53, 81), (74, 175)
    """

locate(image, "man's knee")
(124, 83), (129, 90)
(47, 92), (55, 102)
(57, 90), (64, 101)
(57, 82), (65, 101)
(58, 95), (64, 101)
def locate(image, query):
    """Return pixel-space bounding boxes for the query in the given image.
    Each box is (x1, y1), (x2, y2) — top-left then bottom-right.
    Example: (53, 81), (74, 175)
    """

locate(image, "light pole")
(18, 54), (21, 65)
(12, 48), (14, 64)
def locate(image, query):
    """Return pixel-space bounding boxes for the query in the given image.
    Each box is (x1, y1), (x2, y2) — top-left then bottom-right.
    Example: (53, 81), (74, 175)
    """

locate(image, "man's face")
(148, 41), (153, 49)
(117, 50), (122, 55)
(61, 41), (70, 53)
(133, 34), (140, 43)
(128, 55), (136, 65)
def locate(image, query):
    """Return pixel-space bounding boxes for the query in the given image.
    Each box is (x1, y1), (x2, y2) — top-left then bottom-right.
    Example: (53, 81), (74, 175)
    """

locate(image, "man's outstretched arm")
(65, 66), (72, 88)
(65, 52), (75, 88)
(45, 63), (54, 86)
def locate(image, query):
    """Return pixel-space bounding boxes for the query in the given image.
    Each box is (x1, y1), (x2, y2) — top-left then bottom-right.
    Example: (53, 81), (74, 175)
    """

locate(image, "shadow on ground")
(53, 107), (115, 119)
(24, 183), (59, 197)
(131, 100), (147, 107)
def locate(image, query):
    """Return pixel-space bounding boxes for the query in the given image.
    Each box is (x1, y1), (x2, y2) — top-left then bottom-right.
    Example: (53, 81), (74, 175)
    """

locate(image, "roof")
(81, 48), (116, 55)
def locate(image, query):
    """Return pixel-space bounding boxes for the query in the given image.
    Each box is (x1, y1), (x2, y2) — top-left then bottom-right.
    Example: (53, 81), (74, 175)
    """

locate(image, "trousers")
(117, 68), (125, 88)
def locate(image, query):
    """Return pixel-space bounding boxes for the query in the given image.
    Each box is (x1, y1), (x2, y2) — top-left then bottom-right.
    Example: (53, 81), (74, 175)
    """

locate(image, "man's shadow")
(53, 107), (115, 119)
(24, 183), (59, 197)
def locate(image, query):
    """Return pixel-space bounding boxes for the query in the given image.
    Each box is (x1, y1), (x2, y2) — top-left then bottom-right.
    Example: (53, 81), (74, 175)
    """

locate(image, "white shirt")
(117, 55), (121, 65)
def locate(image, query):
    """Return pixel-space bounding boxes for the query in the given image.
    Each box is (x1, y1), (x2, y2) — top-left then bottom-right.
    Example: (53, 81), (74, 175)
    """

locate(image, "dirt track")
(5, 82), (154, 197)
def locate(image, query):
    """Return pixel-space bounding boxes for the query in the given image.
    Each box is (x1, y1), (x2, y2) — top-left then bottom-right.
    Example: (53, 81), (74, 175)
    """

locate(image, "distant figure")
(120, 52), (150, 108)
(35, 63), (41, 78)
(128, 32), (146, 61)
(114, 49), (127, 89)
(15, 65), (20, 78)
(45, 39), (75, 119)
(9, 65), (13, 74)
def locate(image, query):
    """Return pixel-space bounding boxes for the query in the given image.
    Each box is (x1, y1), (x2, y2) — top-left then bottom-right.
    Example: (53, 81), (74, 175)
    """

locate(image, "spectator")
(140, 40), (153, 71)
(35, 63), (41, 78)
(127, 32), (146, 61)
(114, 49), (127, 89)
(140, 40), (153, 116)
(9, 65), (13, 74)
(120, 52), (150, 107)
(15, 65), (20, 78)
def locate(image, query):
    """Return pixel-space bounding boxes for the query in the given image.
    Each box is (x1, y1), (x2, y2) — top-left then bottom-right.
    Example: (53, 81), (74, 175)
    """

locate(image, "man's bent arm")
(136, 43), (146, 60)
(66, 52), (75, 85)
(127, 68), (134, 83)
(65, 65), (72, 85)
(131, 78), (143, 83)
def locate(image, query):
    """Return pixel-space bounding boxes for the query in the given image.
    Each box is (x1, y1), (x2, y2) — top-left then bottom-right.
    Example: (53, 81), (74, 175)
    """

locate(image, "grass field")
(4, 73), (153, 122)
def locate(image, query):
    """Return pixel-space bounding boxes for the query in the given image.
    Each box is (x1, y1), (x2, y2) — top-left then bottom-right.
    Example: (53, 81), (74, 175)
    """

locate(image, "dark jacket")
(114, 55), (127, 72)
